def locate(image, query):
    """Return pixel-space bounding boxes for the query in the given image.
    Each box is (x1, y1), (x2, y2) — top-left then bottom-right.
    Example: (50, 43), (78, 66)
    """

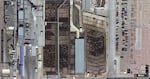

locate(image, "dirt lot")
(0, 0), (4, 62)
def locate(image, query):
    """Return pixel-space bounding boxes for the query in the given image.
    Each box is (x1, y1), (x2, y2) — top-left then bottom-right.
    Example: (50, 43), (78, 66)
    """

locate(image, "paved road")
(22, 0), (44, 79)
(107, 0), (118, 77)
(23, 1), (37, 78)
(23, 46), (37, 79)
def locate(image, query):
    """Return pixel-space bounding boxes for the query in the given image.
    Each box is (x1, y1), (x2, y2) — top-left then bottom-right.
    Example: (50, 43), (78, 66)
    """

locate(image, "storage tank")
(2, 69), (10, 75)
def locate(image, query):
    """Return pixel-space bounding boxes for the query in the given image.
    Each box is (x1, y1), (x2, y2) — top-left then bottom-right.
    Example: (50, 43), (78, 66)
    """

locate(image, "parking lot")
(119, 0), (150, 76)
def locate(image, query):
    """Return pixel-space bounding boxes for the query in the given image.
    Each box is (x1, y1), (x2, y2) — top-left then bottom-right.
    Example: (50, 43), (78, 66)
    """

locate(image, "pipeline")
(57, 0), (67, 78)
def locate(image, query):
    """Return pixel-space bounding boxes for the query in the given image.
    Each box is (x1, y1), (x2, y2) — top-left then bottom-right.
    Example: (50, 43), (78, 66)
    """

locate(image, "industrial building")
(44, 0), (107, 78)
(0, 0), (150, 79)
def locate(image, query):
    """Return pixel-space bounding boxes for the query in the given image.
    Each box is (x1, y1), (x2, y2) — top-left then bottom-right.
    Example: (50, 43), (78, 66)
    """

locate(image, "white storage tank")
(18, 27), (24, 38)
(2, 69), (10, 75)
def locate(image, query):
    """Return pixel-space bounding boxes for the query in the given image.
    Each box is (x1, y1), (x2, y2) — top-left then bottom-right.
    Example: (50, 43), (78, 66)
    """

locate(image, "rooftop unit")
(82, 0), (107, 16)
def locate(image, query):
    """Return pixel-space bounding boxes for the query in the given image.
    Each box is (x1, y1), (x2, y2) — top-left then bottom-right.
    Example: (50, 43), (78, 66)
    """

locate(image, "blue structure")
(19, 46), (24, 76)
(75, 39), (85, 73)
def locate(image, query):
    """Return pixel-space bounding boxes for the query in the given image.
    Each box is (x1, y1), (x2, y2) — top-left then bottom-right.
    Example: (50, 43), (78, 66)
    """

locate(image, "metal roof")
(75, 39), (85, 73)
